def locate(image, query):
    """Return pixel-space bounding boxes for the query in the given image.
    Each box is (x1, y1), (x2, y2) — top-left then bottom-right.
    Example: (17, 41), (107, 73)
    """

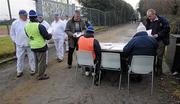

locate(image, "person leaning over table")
(123, 22), (158, 82)
(146, 9), (170, 76)
(78, 26), (101, 86)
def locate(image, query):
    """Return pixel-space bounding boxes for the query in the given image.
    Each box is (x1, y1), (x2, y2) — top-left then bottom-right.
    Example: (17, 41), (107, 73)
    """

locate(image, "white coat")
(51, 20), (66, 60)
(41, 20), (50, 30)
(10, 19), (35, 73)
(51, 20), (66, 39)
(10, 19), (29, 47)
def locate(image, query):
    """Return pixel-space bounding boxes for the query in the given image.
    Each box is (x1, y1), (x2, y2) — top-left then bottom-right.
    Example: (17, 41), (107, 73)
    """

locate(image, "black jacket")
(146, 15), (170, 45)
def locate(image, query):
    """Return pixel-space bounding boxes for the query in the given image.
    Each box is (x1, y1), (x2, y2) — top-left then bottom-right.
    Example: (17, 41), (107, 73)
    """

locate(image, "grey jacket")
(65, 17), (86, 48)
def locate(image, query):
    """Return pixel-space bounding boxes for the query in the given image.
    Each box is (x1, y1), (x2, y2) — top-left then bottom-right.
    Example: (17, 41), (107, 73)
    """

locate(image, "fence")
(36, 0), (133, 26)
(79, 7), (134, 26)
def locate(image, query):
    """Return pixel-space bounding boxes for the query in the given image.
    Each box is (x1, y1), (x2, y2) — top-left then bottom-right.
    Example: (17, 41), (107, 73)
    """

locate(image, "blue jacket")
(146, 15), (170, 45)
(123, 31), (158, 56)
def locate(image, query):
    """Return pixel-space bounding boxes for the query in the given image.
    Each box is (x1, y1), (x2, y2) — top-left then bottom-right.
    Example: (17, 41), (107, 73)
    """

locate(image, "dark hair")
(29, 16), (38, 22)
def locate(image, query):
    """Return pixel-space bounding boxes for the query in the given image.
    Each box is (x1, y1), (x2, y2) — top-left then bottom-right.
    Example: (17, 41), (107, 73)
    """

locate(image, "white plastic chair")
(100, 52), (122, 90)
(128, 55), (155, 95)
(75, 51), (96, 87)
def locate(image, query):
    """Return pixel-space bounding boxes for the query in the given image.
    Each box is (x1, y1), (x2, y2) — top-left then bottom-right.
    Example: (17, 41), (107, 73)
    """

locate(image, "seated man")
(78, 26), (101, 85)
(123, 22), (158, 81)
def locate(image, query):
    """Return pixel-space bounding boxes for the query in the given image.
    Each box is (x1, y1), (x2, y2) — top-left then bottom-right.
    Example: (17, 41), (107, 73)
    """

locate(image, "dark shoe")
(68, 65), (72, 69)
(94, 74), (99, 86)
(37, 75), (49, 80)
(17, 72), (23, 78)
(57, 58), (63, 63)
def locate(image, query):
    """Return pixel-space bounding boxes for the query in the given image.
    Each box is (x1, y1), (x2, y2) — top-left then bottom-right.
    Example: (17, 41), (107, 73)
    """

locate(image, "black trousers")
(68, 47), (76, 65)
(67, 38), (78, 65)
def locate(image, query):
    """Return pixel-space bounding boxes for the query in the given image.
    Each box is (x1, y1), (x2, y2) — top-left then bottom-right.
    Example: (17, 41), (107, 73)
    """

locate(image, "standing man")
(37, 13), (50, 30)
(25, 10), (52, 80)
(63, 15), (70, 52)
(37, 13), (50, 66)
(65, 10), (86, 69)
(51, 13), (66, 62)
(146, 9), (170, 76)
(10, 10), (35, 77)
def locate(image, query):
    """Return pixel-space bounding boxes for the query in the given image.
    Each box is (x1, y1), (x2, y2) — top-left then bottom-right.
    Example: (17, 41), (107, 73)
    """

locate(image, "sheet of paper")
(47, 28), (53, 34)
(76, 32), (83, 37)
(146, 29), (152, 37)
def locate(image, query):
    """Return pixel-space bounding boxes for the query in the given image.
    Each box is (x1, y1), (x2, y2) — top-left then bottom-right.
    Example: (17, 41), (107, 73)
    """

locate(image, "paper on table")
(146, 29), (152, 37)
(104, 43), (113, 46)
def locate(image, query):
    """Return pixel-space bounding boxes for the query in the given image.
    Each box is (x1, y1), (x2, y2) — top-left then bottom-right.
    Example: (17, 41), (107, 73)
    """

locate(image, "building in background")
(0, 0), (79, 20)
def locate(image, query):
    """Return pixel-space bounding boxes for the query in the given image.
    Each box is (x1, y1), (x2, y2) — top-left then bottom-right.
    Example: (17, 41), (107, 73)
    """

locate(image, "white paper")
(48, 28), (53, 34)
(76, 32), (82, 37)
(146, 29), (152, 37)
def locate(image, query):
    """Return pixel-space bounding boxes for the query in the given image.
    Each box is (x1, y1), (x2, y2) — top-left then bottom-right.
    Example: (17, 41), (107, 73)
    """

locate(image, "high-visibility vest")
(25, 22), (46, 49)
(78, 36), (96, 59)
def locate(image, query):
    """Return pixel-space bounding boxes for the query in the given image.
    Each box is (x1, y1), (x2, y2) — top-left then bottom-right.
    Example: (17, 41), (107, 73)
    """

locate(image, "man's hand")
(73, 33), (77, 38)
(153, 34), (158, 38)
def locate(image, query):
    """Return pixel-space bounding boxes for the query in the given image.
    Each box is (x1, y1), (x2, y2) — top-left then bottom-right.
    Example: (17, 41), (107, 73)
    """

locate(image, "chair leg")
(75, 64), (78, 80)
(98, 70), (101, 85)
(151, 72), (154, 95)
(92, 66), (96, 88)
(128, 72), (130, 95)
(118, 71), (122, 90)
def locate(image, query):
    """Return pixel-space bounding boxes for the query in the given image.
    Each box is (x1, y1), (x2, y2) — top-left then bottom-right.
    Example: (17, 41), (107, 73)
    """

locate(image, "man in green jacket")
(25, 10), (52, 80)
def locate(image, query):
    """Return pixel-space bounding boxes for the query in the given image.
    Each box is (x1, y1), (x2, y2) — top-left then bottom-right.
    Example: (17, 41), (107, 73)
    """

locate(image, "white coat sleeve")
(10, 22), (16, 42)
(46, 22), (50, 30)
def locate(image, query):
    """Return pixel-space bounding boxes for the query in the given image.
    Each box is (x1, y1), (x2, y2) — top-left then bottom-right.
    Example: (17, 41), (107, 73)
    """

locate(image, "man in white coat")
(51, 13), (66, 62)
(10, 10), (35, 77)
(37, 14), (50, 66)
(62, 15), (70, 52)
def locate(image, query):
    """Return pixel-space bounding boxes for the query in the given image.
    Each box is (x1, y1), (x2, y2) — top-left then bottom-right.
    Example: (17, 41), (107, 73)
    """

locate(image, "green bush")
(0, 36), (15, 59)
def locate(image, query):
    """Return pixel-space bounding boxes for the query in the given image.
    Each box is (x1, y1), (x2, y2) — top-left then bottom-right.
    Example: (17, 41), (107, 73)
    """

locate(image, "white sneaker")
(172, 72), (178, 76)
(85, 71), (90, 76)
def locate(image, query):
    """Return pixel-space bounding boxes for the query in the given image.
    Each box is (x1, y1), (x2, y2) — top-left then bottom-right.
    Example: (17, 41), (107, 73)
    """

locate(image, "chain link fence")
(79, 7), (134, 26)
(37, 0), (133, 26)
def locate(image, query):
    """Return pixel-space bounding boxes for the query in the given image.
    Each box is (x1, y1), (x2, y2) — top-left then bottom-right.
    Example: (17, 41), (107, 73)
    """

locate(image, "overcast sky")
(0, 0), (140, 20)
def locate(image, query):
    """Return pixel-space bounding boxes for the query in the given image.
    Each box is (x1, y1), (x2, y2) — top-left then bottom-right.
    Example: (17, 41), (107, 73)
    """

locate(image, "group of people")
(10, 9), (92, 80)
(10, 8), (173, 85)
(124, 9), (171, 79)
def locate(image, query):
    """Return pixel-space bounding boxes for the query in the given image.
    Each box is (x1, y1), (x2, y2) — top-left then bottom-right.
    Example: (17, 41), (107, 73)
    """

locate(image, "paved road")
(0, 23), (167, 104)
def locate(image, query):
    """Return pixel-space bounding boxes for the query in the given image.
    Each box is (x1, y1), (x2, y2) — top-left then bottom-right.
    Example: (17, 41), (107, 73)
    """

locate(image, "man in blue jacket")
(146, 9), (170, 76)
(123, 23), (158, 81)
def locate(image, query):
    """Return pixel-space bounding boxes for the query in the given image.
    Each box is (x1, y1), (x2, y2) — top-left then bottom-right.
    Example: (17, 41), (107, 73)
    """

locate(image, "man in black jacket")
(65, 10), (86, 69)
(146, 9), (170, 76)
